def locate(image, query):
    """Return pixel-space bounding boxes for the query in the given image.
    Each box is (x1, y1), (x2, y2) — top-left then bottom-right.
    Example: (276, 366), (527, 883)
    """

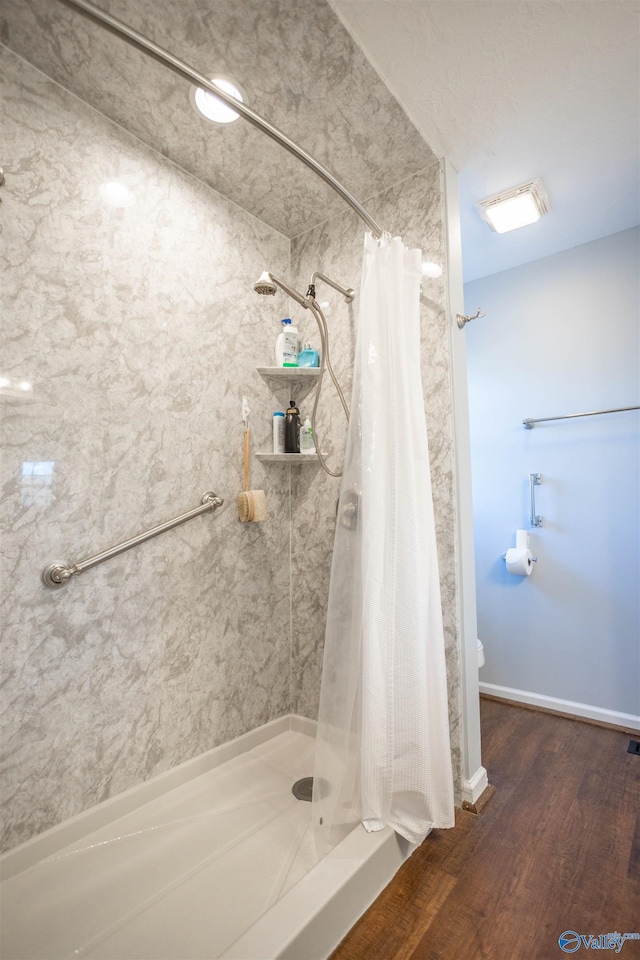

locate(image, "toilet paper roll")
(505, 547), (534, 576)
(515, 529), (530, 550)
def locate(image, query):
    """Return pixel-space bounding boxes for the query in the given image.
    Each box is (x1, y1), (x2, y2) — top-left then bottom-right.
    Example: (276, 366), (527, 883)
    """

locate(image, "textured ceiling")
(333, 0), (640, 280)
(0, 0), (437, 239)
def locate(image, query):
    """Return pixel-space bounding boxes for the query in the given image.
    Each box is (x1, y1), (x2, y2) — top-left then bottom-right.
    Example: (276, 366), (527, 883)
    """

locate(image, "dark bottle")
(284, 400), (301, 453)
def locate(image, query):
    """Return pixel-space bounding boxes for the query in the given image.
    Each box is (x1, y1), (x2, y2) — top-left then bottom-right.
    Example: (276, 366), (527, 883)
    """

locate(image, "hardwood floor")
(329, 698), (640, 960)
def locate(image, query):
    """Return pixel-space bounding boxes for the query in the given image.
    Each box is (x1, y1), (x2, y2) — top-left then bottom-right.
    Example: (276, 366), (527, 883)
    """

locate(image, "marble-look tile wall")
(1, 42), (462, 852)
(290, 167), (463, 799)
(0, 47), (293, 852)
(0, 0), (437, 238)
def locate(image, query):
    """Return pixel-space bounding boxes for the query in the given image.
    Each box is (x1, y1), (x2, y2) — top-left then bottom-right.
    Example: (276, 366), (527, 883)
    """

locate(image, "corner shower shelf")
(255, 452), (322, 464)
(256, 366), (320, 402)
(255, 368), (322, 463)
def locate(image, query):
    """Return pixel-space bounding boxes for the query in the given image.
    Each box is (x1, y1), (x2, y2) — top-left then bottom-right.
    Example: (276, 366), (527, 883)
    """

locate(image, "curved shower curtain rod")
(56, 0), (384, 239)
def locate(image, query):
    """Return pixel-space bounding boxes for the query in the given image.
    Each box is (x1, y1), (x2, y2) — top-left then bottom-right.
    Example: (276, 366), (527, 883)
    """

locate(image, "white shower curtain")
(312, 232), (454, 855)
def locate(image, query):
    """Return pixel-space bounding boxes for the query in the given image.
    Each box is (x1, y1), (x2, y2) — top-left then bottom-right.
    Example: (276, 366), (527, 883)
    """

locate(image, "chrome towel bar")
(43, 491), (224, 588)
(523, 405), (639, 428)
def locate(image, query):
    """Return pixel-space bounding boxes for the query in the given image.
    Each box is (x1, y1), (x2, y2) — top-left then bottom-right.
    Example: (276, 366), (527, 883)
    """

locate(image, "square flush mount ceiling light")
(476, 179), (550, 233)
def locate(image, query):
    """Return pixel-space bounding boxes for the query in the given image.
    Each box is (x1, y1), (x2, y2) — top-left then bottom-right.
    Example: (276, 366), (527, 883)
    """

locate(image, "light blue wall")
(465, 228), (639, 722)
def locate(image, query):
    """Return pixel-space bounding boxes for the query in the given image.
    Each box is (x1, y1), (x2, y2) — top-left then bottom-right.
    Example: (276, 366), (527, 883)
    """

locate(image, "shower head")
(252, 271), (309, 309)
(253, 271), (278, 296)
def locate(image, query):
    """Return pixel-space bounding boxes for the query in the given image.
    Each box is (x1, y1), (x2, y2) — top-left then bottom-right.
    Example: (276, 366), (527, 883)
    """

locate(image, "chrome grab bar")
(43, 491), (224, 588)
(529, 473), (543, 528)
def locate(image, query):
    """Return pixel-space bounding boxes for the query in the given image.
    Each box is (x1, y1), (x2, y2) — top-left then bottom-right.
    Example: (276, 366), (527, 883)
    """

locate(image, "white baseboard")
(479, 682), (640, 731)
(462, 765), (489, 806)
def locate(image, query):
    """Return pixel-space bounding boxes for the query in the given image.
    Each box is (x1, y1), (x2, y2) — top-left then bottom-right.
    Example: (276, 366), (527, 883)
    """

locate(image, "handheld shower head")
(252, 271), (309, 309)
(253, 271), (278, 296)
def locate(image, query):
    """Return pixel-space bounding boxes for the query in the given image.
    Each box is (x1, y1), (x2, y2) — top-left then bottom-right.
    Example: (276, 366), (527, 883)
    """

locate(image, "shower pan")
(0, 716), (412, 960)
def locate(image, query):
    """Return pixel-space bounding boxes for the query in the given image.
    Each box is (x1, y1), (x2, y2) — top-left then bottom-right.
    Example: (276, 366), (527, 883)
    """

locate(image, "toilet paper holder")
(502, 528), (537, 572)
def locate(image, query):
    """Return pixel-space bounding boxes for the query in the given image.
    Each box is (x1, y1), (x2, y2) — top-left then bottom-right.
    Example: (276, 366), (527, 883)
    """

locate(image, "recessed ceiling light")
(190, 76), (245, 124)
(476, 179), (550, 234)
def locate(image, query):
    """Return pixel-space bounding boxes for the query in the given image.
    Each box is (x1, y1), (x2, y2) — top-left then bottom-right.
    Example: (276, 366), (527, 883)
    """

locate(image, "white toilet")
(477, 638), (485, 668)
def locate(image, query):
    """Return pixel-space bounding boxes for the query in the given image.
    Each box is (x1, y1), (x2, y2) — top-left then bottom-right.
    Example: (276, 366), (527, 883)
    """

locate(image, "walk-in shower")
(1, 0), (464, 957)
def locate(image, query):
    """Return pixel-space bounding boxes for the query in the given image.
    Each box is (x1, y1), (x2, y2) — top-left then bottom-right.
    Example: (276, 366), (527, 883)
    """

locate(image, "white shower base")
(0, 715), (414, 960)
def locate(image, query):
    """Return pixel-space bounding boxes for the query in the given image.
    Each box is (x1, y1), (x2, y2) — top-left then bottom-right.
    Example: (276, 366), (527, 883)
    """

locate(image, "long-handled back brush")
(237, 399), (267, 523)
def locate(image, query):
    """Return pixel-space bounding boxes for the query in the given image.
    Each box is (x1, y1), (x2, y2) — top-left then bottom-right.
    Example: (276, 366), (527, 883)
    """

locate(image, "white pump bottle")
(275, 318), (299, 366)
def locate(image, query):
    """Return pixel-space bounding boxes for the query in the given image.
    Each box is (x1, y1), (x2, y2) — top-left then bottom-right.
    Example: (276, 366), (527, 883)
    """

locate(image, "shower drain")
(292, 777), (314, 801)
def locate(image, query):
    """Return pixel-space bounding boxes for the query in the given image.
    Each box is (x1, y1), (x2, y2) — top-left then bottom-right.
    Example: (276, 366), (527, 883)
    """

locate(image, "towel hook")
(457, 307), (485, 330)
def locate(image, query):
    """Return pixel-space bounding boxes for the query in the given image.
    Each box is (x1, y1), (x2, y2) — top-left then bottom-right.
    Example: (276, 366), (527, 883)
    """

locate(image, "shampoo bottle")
(273, 411), (285, 454)
(275, 318), (299, 367)
(284, 400), (301, 453)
